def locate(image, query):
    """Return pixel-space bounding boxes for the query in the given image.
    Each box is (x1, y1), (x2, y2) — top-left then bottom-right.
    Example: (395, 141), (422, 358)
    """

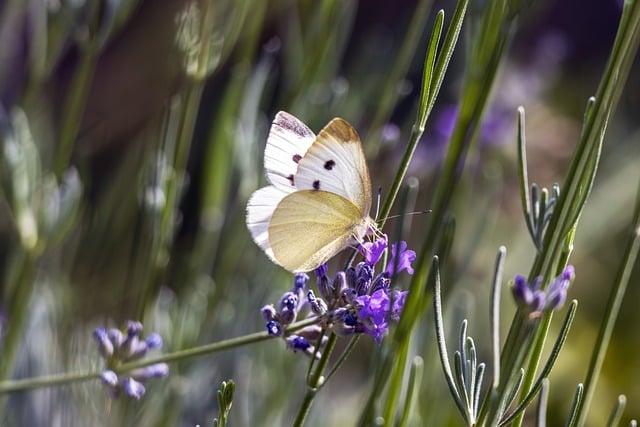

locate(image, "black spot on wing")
(324, 160), (335, 170)
(287, 174), (295, 186)
(313, 180), (320, 190)
(293, 154), (302, 163)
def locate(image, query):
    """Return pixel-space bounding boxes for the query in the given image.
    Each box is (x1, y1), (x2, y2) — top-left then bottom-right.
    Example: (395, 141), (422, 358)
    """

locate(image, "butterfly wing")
(264, 111), (316, 189)
(294, 118), (372, 215)
(268, 190), (364, 272)
(246, 185), (293, 263)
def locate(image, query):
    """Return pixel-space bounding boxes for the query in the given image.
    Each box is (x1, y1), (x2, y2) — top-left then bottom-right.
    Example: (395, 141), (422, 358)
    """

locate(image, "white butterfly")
(246, 111), (378, 272)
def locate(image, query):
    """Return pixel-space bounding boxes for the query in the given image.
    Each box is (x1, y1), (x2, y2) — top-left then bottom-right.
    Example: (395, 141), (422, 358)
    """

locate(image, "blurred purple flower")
(93, 321), (168, 400)
(511, 266), (575, 317)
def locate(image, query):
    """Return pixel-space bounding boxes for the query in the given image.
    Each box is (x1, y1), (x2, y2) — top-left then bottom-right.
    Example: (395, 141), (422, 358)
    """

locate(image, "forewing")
(246, 185), (294, 263)
(264, 111), (316, 189)
(295, 118), (372, 215)
(268, 190), (363, 272)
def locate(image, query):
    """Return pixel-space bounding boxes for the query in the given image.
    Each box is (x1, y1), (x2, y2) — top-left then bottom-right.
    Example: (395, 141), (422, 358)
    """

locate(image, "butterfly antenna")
(374, 187), (382, 220)
(380, 209), (432, 222)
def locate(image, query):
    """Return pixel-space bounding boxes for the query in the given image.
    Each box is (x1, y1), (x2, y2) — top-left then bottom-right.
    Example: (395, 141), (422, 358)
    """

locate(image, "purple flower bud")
(266, 320), (282, 336)
(545, 287), (567, 311)
(561, 265), (575, 281)
(107, 328), (124, 349)
(126, 321), (144, 338)
(355, 262), (373, 295)
(345, 267), (357, 288)
(315, 263), (328, 279)
(371, 273), (391, 293)
(130, 363), (169, 381)
(294, 273), (309, 291)
(531, 276), (544, 291)
(531, 290), (546, 313)
(286, 335), (311, 352)
(93, 327), (114, 358)
(126, 339), (148, 360)
(121, 377), (146, 400)
(331, 271), (347, 299)
(307, 290), (327, 315)
(279, 292), (298, 312)
(512, 275), (532, 305)
(341, 287), (357, 305)
(145, 333), (163, 350)
(343, 311), (359, 327)
(278, 307), (296, 324)
(100, 370), (119, 387)
(261, 304), (277, 321)
(121, 335), (141, 359)
(317, 271), (334, 301)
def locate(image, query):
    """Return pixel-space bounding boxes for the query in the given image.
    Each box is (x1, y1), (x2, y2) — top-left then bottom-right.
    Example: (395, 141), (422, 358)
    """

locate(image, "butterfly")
(246, 111), (379, 272)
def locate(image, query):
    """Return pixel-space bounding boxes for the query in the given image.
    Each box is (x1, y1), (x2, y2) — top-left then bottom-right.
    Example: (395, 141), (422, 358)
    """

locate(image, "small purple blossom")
(356, 289), (390, 342)
(294, 273), (309, 291)
(511, 266), (575, 316)
(359, 236), (388, 266)
(121, 377), (145, 400)
(286, 335), (311, 352)
(307, 290), (327, 315)
(266, 320), (282, 336)
(385, 241), (416, 276)
(93, 321), (168, 400)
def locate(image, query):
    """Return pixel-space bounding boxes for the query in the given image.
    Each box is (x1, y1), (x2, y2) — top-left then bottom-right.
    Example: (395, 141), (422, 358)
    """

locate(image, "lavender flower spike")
(511, 266), (576, 316)
(94, 320), (168, 400)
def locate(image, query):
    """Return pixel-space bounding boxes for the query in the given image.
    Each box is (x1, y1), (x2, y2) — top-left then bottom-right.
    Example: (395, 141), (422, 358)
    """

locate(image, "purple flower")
(307, 290), (327, 315)
(355, 289), (391, 342)
(286, 335), (311, 352)
(100, 370), (118, 387)
(93, 328), (114, 358)
(261, 305), (277, 321)
(130, 363), (170, 381)
(511, 266), (575, 316)
(266, 320), (282, 336)
(354, 262), (374, 295)
(316, 264), (333, 301)
(294, 273), (309, 291)
(121, 377), (146, 400)
(390, 290), (408, 321)
(94, 321), (168, 400)
(359, 236), (388, 266)
(385, 241), (416, 276)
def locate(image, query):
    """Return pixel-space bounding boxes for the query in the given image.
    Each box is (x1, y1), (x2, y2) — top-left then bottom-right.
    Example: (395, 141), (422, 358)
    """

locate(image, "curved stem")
(0, 316), (321, 394)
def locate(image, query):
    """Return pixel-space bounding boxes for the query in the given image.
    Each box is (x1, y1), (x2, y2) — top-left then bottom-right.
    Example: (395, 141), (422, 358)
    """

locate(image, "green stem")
(55, 48), (98, 177)
(292, 333), (338, 427)
(575, 182), (640, 426)
(382, 340), (410, 426)
(0, 316), (321, 394)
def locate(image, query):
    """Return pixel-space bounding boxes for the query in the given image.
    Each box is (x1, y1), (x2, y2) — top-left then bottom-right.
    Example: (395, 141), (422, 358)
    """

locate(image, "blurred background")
(0, 0), (638, 425)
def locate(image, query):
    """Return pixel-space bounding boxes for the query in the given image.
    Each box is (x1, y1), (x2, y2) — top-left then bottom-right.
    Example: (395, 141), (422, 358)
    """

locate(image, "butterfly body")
(246, 112), (376, 272)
